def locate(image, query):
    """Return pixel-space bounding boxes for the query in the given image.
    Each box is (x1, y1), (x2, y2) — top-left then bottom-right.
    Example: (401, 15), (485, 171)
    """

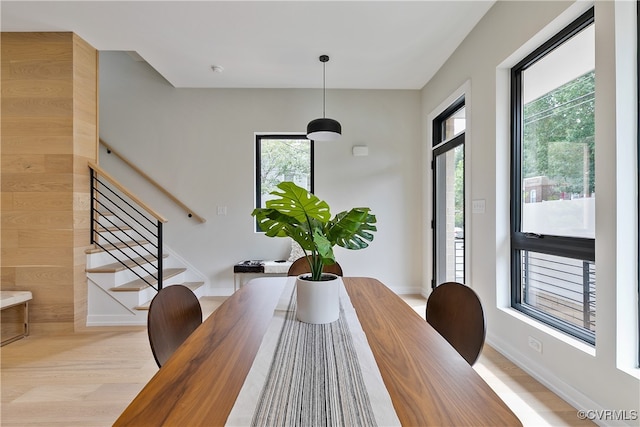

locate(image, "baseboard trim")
(86, 314), (146, 327)
(487, 334), (622, 427)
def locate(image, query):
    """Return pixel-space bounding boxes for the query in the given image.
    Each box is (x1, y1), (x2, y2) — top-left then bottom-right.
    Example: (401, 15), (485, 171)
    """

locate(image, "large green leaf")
(252, 208), (297, 237)
(265, 182), (331, 224)
(252, 208), (315, 250)
(326, 208), (377, 250)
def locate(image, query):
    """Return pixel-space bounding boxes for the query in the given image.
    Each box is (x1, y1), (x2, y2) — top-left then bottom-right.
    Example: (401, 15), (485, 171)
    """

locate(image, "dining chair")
(287, 256), (344, 277)
(147, 284), (203, 368)
(425, 281), (486, 365)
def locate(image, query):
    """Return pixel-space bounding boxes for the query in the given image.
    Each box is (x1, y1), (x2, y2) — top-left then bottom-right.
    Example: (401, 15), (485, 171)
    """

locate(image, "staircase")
(86, 214), (205, 326)
(86, 163), (206, 326)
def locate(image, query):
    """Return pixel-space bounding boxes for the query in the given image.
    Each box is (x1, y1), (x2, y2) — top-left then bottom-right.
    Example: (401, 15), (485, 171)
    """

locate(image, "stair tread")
(110, 268), (187, 292)
(85, 240), (150, 254)
(134, 281), (205, 310)
(182, 281), (205, 291)
(97, 225), (133, 232)
(86, 253), (168, 273)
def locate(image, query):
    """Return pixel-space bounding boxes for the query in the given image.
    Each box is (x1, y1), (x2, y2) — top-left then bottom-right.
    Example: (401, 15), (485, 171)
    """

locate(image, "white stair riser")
(111, 262), (162, 283)
(86, 244), (157, 268)
(191, 285), (206, 299)
(96, 230), (147, 246)
(89, 280), (198, 317)
(97, 215), (119, 227)
(89, 284), (157, 307)
(113, 286), (157, 307)
(87, 268), (157, 288)
(87, 269), (186, 290)
(87, 250), (184, 271)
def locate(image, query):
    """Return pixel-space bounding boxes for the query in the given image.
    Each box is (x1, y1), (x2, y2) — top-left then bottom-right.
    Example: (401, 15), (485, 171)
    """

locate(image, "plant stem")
(303, 213), (323, 281)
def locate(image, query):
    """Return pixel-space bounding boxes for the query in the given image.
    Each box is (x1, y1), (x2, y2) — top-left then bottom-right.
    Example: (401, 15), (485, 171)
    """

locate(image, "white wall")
(421, 0), (639, 423)
(99, 51), (423, 295)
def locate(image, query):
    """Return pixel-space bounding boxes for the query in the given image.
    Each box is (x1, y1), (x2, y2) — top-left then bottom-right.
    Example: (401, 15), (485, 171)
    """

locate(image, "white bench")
(1, 291), (32, 346)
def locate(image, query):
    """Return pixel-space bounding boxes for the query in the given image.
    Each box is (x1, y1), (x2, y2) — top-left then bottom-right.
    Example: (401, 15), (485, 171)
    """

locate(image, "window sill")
(499, 306), (596, 356)
(617, 365), (640, 381)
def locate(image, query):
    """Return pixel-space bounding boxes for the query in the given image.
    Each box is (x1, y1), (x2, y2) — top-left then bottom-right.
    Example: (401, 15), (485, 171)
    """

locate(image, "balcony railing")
(521, 251), (596, 334)
(455, 239), (464, 283)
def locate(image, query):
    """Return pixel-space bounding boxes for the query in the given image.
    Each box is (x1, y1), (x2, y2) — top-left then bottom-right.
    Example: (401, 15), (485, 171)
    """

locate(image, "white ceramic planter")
(295, 274), (341, 324)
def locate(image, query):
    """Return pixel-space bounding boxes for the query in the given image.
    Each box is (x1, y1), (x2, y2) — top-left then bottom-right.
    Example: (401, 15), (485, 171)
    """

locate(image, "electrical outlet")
(528, 336), (542, 353)
(217, 206), (227, 216)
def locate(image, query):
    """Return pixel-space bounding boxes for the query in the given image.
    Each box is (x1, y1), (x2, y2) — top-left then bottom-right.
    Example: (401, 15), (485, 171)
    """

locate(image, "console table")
(233, 260), (292, 291)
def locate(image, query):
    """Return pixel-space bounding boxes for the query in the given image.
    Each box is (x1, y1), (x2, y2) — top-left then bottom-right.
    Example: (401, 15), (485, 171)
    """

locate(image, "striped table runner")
(226, 277), (400, 427)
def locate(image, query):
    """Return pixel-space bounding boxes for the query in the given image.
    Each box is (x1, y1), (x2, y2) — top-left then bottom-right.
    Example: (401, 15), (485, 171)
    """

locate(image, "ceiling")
(1, 1), (495, 90)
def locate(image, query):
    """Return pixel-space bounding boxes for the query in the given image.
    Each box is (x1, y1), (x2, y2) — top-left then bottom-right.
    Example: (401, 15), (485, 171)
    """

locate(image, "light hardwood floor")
(1, 295), (594, 426)
(396, 295), (594, 427)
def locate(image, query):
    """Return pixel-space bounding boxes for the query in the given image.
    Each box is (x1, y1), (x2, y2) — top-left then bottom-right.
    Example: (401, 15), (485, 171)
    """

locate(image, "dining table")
(114, 276), (522, 426)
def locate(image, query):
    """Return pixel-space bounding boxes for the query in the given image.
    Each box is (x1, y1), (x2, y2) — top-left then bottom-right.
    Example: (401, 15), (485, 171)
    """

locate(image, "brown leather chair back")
(287, 256), (344, 277)
(147, 285), (202, 367)
(426, 282), (486, 365)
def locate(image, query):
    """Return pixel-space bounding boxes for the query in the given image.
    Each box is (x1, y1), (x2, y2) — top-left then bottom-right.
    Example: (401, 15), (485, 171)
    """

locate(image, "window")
(432, 96), (465, 287)
(511, 9), (595, 344)
(255, 134), (313, 231)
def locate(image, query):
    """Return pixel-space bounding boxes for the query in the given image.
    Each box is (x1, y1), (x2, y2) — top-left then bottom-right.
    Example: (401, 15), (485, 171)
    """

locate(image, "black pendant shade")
(307, 117), (342, 141)
(307, 55), (341, 141)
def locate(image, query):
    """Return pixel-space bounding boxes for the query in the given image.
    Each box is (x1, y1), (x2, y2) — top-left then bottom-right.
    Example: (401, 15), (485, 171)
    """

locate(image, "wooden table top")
(114, 277), (521, 426)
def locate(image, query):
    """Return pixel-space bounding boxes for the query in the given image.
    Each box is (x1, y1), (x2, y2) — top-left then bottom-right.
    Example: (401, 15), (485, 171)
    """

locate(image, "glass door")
(432, 99), (465, 288)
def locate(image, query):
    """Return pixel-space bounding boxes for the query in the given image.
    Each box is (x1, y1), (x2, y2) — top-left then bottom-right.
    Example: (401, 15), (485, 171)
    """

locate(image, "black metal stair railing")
(89, 166), (165, 291)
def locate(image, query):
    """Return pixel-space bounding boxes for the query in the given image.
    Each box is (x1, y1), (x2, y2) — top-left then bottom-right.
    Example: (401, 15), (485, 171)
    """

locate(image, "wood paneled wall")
(1, 32), (98, 333)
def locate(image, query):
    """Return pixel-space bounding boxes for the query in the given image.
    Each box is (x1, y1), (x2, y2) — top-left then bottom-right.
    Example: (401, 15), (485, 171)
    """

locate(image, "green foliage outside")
(454, 145), (464, 228)
(260, 139), (311, 197)
(522, 71), (595, 199)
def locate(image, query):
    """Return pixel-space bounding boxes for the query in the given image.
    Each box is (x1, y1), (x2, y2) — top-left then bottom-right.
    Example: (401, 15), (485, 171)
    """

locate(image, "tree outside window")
(255, 135), (313, 230)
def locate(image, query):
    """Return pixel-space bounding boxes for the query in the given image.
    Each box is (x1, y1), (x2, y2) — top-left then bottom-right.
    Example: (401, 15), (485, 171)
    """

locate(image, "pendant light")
(307, 55), (341, 141)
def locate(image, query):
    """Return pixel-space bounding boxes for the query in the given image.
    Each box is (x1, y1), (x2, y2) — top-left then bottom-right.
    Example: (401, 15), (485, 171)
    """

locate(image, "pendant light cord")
(306, 54), (341, 140)
(322, 60), (326, 118)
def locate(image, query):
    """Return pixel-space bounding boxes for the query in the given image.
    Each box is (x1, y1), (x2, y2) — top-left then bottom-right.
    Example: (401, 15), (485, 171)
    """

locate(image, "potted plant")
(252, 181), (376, 324)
